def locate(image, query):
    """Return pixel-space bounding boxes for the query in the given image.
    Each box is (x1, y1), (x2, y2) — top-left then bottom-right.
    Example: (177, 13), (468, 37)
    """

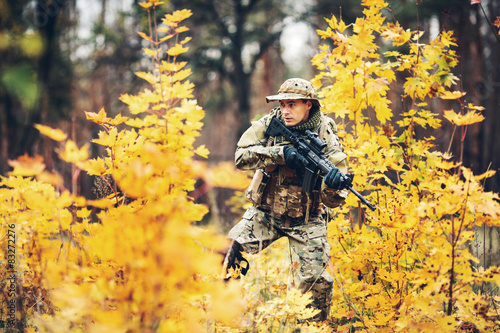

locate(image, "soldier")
(224, 78), (349, 322)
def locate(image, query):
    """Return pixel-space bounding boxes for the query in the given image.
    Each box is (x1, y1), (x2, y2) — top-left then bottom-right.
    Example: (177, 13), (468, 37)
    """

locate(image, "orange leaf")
(8, 153), (45, 176)
(494, 17), (500, 33)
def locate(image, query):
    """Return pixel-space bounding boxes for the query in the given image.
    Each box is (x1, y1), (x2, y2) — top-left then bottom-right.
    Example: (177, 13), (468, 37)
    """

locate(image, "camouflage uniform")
(228, 78), (348, 321)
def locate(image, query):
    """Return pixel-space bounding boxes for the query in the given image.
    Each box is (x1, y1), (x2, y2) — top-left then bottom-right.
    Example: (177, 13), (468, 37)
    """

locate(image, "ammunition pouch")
(245, 169), (270, 206)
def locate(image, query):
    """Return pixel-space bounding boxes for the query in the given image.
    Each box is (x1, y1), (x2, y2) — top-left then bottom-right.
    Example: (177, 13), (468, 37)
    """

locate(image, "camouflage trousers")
(228, 206), (334, 321)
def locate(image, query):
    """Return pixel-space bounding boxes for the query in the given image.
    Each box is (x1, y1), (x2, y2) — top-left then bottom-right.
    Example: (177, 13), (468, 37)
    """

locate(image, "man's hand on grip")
(283, 147), (308, 170)
(324, 168), (353, 190)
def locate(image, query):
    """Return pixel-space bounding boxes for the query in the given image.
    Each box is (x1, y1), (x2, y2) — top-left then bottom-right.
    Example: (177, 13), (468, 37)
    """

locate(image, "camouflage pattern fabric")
(236, 109), (348, 214)
(230, 107), (348, 321)
(228, 206), (334, 321)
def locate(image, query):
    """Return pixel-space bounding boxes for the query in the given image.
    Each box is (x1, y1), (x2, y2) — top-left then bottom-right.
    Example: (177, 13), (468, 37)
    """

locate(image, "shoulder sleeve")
(235, 113), (286, 170)
(322, 116), (343, 154)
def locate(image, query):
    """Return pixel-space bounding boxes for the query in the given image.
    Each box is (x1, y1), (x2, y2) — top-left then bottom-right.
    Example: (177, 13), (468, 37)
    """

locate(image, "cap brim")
(266, 93), (308, 102)
(266, 93), (322, 107)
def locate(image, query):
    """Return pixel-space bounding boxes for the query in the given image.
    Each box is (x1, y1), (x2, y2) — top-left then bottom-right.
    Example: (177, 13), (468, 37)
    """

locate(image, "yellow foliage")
(443, 108), (485, 126)
(440, 90), (466, 99)
(0, 7), (245, 333)
(313, 1), (500, 331)
(34, 124), (68, 141)
(8, 153), (45, 176)
(3, 2), (500, 332)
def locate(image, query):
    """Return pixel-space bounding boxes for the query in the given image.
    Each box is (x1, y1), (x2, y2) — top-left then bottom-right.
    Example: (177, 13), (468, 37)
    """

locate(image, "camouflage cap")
(266, 78), (321, 106)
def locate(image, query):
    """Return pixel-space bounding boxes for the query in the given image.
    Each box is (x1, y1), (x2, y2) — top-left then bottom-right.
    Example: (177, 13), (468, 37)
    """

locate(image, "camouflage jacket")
(236, 108), (348, 219)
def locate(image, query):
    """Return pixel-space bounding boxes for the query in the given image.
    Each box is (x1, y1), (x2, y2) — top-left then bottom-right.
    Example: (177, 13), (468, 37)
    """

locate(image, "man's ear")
(306, 100), (313, 110)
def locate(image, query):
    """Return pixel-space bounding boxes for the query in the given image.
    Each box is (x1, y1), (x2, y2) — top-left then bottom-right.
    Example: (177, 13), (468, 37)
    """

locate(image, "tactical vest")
(244, 109), (346, 219)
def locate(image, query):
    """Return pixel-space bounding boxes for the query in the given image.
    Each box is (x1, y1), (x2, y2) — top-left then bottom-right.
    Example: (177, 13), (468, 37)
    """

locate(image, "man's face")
(279, 99), (312, 127)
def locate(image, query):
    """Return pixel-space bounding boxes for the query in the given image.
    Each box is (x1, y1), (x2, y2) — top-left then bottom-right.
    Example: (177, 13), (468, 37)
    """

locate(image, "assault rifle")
(265, 117), (376, 211)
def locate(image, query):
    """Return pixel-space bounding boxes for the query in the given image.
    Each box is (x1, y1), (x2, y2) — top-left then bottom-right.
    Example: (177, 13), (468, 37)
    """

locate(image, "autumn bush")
(309, 0), (500, 331)
(1, 0), (500, 332)
(1, 4), (244, 333)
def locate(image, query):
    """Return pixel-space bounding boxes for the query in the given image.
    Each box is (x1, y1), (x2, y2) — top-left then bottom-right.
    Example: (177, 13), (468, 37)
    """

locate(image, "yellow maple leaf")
(76, 207), (91, 219)
(403, 77), (426, 99)
(92, 127), (118, 147)
(84, 158), (109, 176)
(474, 169), (496, 182)
(443, 109), (485, 126)
(158, 34), (173, 43)
(8, 153), (45, 176)
(138, 2), (152, 9)
(135, 71), (158, 84)
(362, 0), (388, 8)
(440, 90), (466, 99)
(37, 171), (64, 188)
(435, 159), (461, 170)
(171, 69), (191, 82)
(337, 19), (349, 33)
(167, 44), (188, 56)
(175, 26), (189, 34)
(137, 31), (152, 41)
(85, 107), (111, 125)
(163, 9), (192, 27)
(160, 61), (187, 72)
(108, 113), (129, 126)
(143, 48), (160, 57)
(194, 145), (210, 158)
(467, 103), (485, 111)
(120, 93), (151, 114)
(373, 311), (395, 326)
(86, 197), (115, 208)
(381, 22), (411, 46)
(179, 36), (192, 45)
(434, 315), (458, 331)
(59, 140), (89, 164)
(34, 124), (68, 141)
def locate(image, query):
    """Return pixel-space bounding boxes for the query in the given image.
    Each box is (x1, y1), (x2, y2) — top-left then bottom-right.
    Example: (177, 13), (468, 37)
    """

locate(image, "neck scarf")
(277, 107), (322, 132)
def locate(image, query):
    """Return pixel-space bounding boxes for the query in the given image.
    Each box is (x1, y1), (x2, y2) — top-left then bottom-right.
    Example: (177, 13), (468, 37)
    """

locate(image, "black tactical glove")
(324, 168), (353, 190)
(225, 241), (242, 269)
(283, 147), (308, 170)
(223, 241), (249, 280)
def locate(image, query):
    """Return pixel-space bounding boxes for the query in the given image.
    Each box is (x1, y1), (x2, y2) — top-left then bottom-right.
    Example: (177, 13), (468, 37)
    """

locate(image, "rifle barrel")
(347, 186), (376, 211)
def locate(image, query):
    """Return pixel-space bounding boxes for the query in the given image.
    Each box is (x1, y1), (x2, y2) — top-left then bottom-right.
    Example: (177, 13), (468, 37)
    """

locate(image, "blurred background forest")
(1, 0), (499, 231)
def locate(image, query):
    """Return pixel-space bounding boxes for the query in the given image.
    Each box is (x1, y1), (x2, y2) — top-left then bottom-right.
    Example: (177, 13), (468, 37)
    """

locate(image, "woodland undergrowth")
(307, 0), (500, 331)
(1, 0), (500, 332)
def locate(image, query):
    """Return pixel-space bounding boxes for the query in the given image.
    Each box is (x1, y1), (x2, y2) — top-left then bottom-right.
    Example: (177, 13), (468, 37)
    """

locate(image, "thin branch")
(329, 262), (368, 329)
(477, 3), (500, 43)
